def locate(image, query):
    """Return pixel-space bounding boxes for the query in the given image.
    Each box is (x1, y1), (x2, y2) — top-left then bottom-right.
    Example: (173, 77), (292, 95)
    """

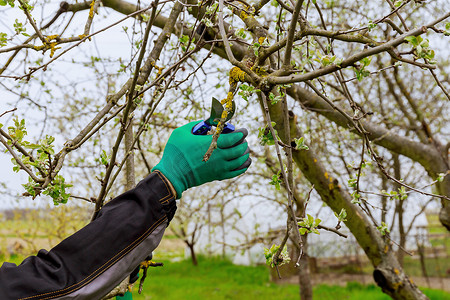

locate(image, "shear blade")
(208, 97), (236, 126)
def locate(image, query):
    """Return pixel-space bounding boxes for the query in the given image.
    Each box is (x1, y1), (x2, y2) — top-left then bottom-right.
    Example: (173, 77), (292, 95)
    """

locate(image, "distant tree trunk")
(187, 242), (198, 266)
(207, 203), (212, 256)
(381, 173), (388, 224)
(298, 235), (312, 300)
(393, 154), (406, 267)
(416, 238), (430, 288)
(221, 199), (226, 259)
(397, 200), (406, 267)
(173, 221), (202, 266)
(292, 164), (313, 300)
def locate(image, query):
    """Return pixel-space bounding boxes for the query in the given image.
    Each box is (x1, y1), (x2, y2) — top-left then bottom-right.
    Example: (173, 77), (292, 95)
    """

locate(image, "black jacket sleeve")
(0, 171), (176, 300)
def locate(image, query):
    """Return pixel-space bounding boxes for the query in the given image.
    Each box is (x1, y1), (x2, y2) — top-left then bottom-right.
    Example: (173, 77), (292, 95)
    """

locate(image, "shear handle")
(192, 121), (235, 135)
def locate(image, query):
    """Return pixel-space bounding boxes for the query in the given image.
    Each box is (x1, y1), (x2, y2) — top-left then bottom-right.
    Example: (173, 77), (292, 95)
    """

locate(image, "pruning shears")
(192, 97), (236, 135)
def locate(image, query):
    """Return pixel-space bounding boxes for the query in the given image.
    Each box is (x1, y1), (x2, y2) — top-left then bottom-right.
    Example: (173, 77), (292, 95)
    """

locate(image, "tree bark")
(416, 239), (430, 288)
(293, 175), (313, 300)
(187, 242), (198, 266)
(298, 236), (313, 300)
(125, 124), (135, 190)
(438, 176), (450, 231)
(393, 154), (406, 267)
(381, 172), (388, 224)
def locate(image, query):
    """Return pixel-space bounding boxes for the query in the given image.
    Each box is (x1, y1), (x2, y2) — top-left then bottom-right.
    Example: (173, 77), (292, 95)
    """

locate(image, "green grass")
(130, 257), (450, 300)
(2, 256), (448, 299)
(131, 256), (297, 300)
(313, 282), (449, 300)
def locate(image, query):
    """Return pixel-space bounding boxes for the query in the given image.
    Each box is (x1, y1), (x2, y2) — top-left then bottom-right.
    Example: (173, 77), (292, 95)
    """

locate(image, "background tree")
(0, 0), (449, 299)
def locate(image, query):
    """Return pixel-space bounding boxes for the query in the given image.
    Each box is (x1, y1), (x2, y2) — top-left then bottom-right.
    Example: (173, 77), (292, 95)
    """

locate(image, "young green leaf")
(298, 214), (321, 235)
(294, 137), (309, 150)
(377, 222), (390, 236)
(264, 244), (290, 267)
(258, 122), (278, 146)
(269, 170), (282, 190)
(0, 32), (7, 47)
(334, 208), (347, 222)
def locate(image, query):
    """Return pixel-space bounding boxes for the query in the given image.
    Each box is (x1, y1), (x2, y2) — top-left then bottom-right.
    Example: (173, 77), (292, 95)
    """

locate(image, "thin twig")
(388, 50), (437, 69)
(275, 0), (293, 13)
(260, 92), (303, 267)
(429, 68), (450, 101)
(335, 0), (410, 35)
(342, 64), (398, 83)
(0, 108), (17, 118)
(17, 0), (46, 44)
(0, 1), (71, 73)
(0, 128), (47, 177)
(317, 225), (348, 238)
(70, 195), (95, 203)
(0, 135), (44, 183)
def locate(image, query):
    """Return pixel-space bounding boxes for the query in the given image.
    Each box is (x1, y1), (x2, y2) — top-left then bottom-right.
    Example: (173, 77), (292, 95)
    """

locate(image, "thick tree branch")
(283, 0), (304, 68)
(218, 0), (238, 65)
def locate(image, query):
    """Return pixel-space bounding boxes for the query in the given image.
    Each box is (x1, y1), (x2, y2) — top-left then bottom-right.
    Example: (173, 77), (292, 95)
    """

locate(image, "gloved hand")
(152, 121), (251, 198)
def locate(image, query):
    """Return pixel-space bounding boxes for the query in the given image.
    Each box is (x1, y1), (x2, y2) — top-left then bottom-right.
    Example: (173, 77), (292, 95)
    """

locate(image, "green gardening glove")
(152, 120), (251, 198)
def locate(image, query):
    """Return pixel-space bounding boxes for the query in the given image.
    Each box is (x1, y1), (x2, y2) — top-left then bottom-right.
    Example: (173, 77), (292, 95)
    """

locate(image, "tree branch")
(283, 0), (304, 68)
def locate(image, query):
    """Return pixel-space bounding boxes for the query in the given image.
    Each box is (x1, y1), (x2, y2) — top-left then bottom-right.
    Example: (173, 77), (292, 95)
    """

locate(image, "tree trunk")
(397, 202), (406, 267)
(264, 99), (428, 300)
(438, 175), (450, 231)
(381, 172), (388, 224)
(298, 235), (313, 300)
(293, 185), (313, 300)
(416, 239), (430, 288)
(187, 242), (198, 266)
(393, 154), (406, 267)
